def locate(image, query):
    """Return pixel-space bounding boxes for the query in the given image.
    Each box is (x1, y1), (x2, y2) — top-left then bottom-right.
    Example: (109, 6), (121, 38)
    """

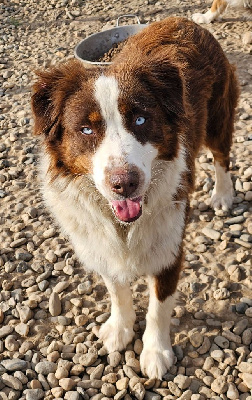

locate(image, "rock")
(238, 362), (252, 374)
(240, 373), (252, 389)
(134, 339), (143, 355)
(59, 378), (76, 390)
(174, 375), (191, 390)
(116, 377), (129, 390)
(1, 359), (27, 371)
(188, 331), (204, 347)
(35, 361), (57, 375)
(79, 349), (98, 366)
(49, 292), (61, 316)
(0, 326), (14, 338)
(1, 373), (23, 390)
(202, 227), (221, 240)
(101, 383), (116, 396)
(211, 376), (228, 394)
(107, 351), (121, 367)
(214, 336), (229, 349)
(53, 281), (70, 293)
(226, 383), (240, 399)
(65, 391), (80, 400)
(213, 288), (230, 300)
(25, 389), (44, 400)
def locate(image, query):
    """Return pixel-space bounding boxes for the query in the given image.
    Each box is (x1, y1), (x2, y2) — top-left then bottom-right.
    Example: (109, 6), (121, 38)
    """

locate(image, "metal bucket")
(74, 15), (147, 66)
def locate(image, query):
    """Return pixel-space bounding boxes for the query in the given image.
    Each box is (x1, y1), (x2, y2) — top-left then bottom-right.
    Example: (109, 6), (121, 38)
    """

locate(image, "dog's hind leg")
(192, 0), (228, 24)
(98, 276), (136, 353)
(205, 65), (239, 212)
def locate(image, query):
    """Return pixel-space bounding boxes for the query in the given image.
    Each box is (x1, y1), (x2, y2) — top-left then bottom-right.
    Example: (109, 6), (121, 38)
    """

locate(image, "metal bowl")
(74, 15), (146, 66)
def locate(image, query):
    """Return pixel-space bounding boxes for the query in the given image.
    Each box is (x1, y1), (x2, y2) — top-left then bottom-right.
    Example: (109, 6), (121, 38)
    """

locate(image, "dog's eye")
(81, 126), (93, 135)
(135, 116), (146, 126)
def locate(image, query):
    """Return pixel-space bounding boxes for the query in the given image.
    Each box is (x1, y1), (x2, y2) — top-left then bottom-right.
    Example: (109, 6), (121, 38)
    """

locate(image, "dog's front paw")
(140, 346), (174, 379)
(99, 316), (135, 353)
(211, 186), (234, 212)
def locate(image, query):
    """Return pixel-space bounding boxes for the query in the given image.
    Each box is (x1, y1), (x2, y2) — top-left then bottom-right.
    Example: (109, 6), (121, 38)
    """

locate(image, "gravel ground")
(0, 0), (252, 399)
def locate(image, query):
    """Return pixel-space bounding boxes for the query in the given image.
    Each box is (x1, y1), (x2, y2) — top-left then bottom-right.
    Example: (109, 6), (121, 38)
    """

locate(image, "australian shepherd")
(32, 17), (239, 379)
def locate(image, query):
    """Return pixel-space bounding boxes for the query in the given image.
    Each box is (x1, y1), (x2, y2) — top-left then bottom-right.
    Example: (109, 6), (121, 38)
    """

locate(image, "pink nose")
(109, 169), (140, 197)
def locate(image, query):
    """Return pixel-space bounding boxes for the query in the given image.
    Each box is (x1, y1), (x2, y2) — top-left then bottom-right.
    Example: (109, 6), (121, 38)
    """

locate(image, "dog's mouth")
(111, 197), (143, 223)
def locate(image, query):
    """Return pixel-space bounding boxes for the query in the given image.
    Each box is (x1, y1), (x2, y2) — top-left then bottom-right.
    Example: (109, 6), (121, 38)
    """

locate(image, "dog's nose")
(109, 169), (139, 197)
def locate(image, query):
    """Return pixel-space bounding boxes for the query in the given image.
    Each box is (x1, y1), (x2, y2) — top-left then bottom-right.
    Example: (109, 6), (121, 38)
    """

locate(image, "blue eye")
(81, 126), (93, 135)
(135, 116), (146, 126)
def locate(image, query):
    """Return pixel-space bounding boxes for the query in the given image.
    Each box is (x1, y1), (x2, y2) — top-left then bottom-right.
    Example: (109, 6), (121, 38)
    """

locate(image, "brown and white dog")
(32, 17), (239, 379)
(192, 0), (252, 44)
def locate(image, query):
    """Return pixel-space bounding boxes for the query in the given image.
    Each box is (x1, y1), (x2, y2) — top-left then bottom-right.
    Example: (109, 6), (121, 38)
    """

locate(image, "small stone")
(0, 326), (14, 338)
(214, 336), (229, 349)
(116, 377), (129, 390)
(101, 382), (116, 396)
(65, 391), (80, 400)
(15, 322), (29, 336)
(242, 329), (252, 345)
(59, 378), (76, 390)
(213, 288), (230, 300)
(131, 382), (145, 400)
(79, 349), (98, 366)
(178, 390), (193, 400)
(202, 227), (221, 240)
(238, 362), (252, 374)
(26, 389), (45, 400)
(245, 307), (252, 317)
(49, 292), (61, 316)
(107, 351), (121, 367)
(240, 373), (252, 389)
(55, 367), (69, 380)
(75, 314), (88, 326)
(211, 350), (224, 362)
(90, 364), (104, 380)
(134, 339), (143, 355)
(174, 375), (191, 390)
(53, 281), (70, 293)
(51, 387), (64, 398)
(2, 359), (27, 371)
(1, 373), (23, 390)
(35, 361), (57, 375)
(226, 383), (240, 400)
(188, 331), (204, 347)
(211, 376), (228, 394)
(77, 281), (93, 295)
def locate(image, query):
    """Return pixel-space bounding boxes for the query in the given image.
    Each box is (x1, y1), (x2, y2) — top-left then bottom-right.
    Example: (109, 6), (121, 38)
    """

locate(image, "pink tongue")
(112, 198), (142, 222)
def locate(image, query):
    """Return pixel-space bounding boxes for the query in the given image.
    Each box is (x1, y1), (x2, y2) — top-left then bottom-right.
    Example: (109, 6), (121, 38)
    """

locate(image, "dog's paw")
(211, 186), (234, 212)
(140, 346), (174, 379)
(98, 317), (135, 353)
(192, 11), (213, 24)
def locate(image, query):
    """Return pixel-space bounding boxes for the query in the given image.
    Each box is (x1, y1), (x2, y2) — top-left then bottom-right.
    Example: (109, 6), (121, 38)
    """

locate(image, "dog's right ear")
(31, 59), (89, 140)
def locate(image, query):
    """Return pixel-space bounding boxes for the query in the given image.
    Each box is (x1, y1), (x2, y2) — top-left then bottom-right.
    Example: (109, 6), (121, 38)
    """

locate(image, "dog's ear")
(31, 59), (89, 141)
(140, 57), (186, 124)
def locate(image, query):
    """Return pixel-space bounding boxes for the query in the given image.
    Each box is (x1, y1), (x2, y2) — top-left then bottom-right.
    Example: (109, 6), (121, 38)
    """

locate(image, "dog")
(31, 17), (239, 379)
(192, 0), (252, 44)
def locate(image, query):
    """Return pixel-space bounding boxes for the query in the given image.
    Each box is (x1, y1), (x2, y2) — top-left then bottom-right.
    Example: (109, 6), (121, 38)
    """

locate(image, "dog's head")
(32, 55), (186, 223)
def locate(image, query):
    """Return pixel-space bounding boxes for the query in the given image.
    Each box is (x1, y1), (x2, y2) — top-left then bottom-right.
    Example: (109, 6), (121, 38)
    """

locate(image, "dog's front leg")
(140, 257), (182, 379)
(99, 276), (136, 353)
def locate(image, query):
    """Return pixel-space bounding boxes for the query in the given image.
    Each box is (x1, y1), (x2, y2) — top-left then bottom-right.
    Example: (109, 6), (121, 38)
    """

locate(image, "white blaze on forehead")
(92, 75), (158, 199)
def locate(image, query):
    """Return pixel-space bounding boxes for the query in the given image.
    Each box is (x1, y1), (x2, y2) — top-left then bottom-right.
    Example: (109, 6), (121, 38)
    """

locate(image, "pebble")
(59, 378), (76, 390)
(202, 227), (221, 240)
(25, 389), (44, 400)
(35, 361), (57, 375)
(49, 292), (61, 316)
(211, 376), (228, 394)
(1, 359), (27, 371)
(107, 351), (121, 367)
